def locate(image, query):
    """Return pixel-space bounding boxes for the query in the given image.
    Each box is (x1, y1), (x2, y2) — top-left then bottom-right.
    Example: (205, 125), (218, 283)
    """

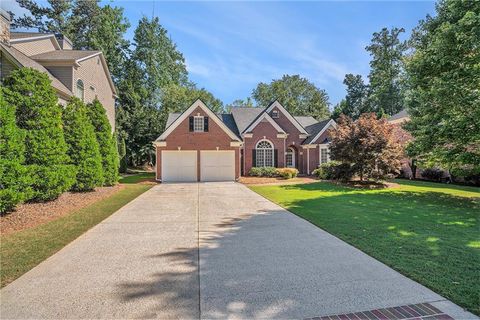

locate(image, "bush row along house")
(0, 9), (116, 130)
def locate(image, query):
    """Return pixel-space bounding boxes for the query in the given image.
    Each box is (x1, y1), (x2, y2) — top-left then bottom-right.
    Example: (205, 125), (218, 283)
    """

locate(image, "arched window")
(286, 147), (295, 168)
(75, 79), (84, 101)
(255, 140), (274, 167)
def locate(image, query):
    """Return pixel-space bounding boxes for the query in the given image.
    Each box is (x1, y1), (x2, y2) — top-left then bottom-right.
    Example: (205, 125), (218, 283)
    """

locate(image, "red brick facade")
(155, 106), (240, 181)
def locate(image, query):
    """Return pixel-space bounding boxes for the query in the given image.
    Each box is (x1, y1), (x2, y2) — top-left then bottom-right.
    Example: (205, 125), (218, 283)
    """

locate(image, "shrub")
(276, 168), (298, 179)
(0, 90), (31, 213)
(87, 99), (119, 185)
(2, 68), (73, 201)
(27, 164), (76, 201)
(248, 167), (278, 177)
(421, 168), (443, 182)
(63, 98), (103, 191)
(117, 133), (127, 173)
(313, 161), (353, 182)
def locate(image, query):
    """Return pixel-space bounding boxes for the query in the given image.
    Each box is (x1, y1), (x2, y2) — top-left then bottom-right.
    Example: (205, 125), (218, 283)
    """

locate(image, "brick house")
(0, 9), (116, 130)
(154, 99), (336, 182)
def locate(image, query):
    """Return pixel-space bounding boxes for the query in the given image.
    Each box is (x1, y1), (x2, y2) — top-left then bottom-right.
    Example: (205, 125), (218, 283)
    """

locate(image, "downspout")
(307, 147), (310, 175)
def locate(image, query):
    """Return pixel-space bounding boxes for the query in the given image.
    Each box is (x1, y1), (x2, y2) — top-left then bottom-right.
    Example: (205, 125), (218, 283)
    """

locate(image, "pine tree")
(0, 89), (31, 213)
(63, 98), (103, 191)
(86, 99), (119, 185)
(2, 68), (75, 201)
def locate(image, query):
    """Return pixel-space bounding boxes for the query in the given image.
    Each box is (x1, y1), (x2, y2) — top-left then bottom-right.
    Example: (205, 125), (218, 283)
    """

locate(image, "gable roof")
(157, 99), (241, 142)
(265, 100), (308, 134)
(231, 107), (265, 134)
(294, 116), (318, 128)
(30, 50), (100, 62)
(243, 112), (286, 134)
(303, 119), (336, 144)
(0, 43), (73, 97)
(165, 112), (240, 139)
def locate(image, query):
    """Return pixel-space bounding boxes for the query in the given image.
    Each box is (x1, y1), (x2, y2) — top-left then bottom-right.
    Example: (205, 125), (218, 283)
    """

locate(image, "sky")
(3, 0), (436, 109)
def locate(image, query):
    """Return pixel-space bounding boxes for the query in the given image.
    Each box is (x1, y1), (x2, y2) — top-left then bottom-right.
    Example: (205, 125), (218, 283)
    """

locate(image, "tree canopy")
(404, 0), (480, 175)
(252, 75), (330, 120)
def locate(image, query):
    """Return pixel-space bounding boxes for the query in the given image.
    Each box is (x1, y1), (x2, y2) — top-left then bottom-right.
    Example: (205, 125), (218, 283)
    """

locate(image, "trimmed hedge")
(313, 161), (353, 181)
(87, 99), (119, 186)
(248, 167), (299, 179)
(63, 98), (103, 191)
(0, 90), (31, 213)
(276, 168), (299, 179)
(2, 68), (74, 201)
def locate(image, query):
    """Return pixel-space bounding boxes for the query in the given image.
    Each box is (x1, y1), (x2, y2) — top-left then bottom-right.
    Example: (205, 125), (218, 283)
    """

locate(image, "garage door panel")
(162, 151), (197, 182)
(200, 151), (235, 182)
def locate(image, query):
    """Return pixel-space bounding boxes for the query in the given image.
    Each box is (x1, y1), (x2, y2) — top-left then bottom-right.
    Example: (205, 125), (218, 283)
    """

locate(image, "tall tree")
(12, 0), (72, 33)
(225, 98), (255, 112)
(131, 16), (188, 108)
(366, 27), (407, 116)
(405, 0), (480, 175)
(252, 75), (330, 120)
(331, 99), (347, 120)
(67, 1), (130, 81)
(341, 74), (369, 119)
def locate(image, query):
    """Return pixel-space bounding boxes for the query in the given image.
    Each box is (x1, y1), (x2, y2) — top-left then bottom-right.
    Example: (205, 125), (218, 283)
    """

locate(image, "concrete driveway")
(0, 183), (476, 319)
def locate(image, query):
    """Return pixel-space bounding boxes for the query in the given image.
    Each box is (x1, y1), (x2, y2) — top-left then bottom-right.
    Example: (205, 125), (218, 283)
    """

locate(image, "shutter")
(189, 116), (194, 132)
(274, 149), (278, 167)
(204, 117), (209, 132)
(252, 149), (256, 167)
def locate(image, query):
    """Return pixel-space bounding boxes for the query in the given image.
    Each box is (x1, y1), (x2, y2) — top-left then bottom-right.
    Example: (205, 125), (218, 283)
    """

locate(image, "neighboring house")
(0, 9), (116, 130)
(154, 99), (336, 182)
(388, 109), (416, 178)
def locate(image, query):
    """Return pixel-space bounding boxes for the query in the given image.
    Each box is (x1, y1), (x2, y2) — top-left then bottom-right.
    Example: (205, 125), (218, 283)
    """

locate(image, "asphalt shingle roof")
(30, 50), (100, 62)
(303, 119), (332, 144)
(164, 112), (241, 139)
(0, 43), (73, 96)
(230, 107), (265, 134)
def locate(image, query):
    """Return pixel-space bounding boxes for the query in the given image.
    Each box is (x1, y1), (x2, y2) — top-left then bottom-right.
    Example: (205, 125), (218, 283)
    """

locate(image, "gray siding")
(46, 66), (73, 91)
(0, 51), (17, 80)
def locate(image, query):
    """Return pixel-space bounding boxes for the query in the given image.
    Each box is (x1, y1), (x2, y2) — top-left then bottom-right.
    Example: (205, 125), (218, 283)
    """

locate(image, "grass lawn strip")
(119, 172), (155, 184)
(1, 183), (153, 287)
(250, 179), (480, 315)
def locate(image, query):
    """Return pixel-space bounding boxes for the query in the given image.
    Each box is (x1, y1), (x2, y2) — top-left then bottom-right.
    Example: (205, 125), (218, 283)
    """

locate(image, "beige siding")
(11, 37), (57, 56)
(46, 66), (73, 91)
(74, 55), (115, 130)
(0, 51), (17, 79)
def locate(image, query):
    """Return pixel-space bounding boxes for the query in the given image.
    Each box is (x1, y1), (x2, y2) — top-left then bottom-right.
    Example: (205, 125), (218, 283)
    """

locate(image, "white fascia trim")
(265, 100), (308, 134)
(309, 119), (337, 144)
(11, 34), (61, 49)
(301, 144), (317, 149)
(277, 133), (288, 138)
(243, 133), (253, 138)
(243, 112), (286, 134)
(153, 141), (167, 147)
(156, 99), (241, 142)
(230, 141), (243, 147)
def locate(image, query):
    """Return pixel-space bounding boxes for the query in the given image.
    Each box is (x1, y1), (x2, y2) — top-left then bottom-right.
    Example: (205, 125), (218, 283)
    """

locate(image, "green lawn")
(250, 179), (480, 314)
(1, 183), (153, 288)
(119, 172), (155, 184)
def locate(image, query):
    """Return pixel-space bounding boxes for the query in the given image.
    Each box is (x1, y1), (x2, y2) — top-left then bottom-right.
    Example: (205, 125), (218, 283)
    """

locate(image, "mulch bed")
(1, 184), (124, 235)
(239, 176), (320, 186)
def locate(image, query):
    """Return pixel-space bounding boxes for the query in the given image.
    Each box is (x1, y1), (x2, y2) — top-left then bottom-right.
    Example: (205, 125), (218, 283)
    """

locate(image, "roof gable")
(304, 119), (337, 144)
(243, 112), (286, 134)
(265, 100), (308, 134)
(156, 99), (241, 142)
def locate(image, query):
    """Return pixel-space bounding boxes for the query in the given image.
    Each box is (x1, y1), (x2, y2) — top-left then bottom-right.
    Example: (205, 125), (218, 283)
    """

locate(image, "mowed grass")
(119, 172), (155, 184)
(250, 179), (480, 314)
(1, 183), (153, 287)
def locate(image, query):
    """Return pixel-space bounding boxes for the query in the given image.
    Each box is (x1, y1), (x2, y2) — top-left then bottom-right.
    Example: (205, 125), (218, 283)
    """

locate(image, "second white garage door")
(200, 151), (235, 181)
(162, 150), (197, 182)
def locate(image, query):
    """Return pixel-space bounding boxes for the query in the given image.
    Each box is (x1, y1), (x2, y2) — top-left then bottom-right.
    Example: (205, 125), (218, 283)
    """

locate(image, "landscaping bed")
(239, 175), (318, 186)
(250, 179), (480, 314)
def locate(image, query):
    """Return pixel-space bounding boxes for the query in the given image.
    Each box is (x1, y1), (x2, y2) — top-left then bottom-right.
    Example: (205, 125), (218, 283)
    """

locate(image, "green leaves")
(252, 74), (330, 120)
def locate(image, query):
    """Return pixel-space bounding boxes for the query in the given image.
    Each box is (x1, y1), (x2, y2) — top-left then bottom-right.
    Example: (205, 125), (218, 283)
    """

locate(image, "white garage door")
(200, 151), (235, 182)
(162, 151), (197, 182)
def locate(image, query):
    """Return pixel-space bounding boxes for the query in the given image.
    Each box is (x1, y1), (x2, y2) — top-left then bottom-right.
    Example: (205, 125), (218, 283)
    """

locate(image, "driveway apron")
(0, 182), (476, 319)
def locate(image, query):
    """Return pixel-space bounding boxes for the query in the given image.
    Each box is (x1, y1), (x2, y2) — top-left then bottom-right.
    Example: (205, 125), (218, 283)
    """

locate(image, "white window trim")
(76, 79), (85, 101)
(255, 139), (274, 167)
(193, 116), (204, 132)
(286, 147), (295, 168)
(319, 144), (330, 164)
(272, 110), (279, 118)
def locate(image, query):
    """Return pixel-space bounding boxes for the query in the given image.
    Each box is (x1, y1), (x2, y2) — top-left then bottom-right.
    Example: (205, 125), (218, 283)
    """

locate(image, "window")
(193, 116), (204, 132)
(256, 140), (274, 167)
(76, 79), (84, 101)
(320, 147), (329, 164)
(272, 110), (279, 118)
(286, 147), (295, 168)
